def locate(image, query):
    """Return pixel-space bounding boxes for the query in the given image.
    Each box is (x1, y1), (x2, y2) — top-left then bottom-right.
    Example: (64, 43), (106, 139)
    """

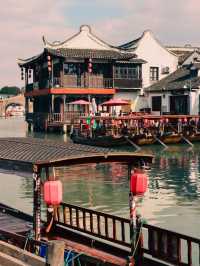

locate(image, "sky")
(1, 0), (200, 88)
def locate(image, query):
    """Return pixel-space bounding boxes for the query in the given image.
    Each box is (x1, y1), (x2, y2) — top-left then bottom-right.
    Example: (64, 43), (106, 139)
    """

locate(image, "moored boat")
(187, 132), (200, 142)
(132, 135), (156, 146)
(160, 133), (182, 144)
(0, 138), (199, 265)
(71, 134), (128, 147)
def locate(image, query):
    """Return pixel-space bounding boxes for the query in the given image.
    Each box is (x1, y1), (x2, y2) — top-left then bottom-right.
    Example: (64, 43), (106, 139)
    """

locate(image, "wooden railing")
(55, 202), (200, 266)
(62, 75), (113, 88)
(56, 202), (130, 247)
(48, 112), (88, 123)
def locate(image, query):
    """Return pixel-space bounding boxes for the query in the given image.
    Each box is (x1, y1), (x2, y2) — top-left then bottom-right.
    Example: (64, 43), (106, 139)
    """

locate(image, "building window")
(114, 66), (139, 79)
(150, 67), (159, 81)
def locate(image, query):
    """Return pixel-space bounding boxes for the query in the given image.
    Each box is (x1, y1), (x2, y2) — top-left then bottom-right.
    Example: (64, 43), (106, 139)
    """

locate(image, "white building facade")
(145, 64), (200, 115)
(119, 30), (178, 111)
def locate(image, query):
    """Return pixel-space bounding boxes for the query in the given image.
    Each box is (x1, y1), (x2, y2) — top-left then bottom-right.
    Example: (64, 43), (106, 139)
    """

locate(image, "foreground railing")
(56, 202), (200, 266)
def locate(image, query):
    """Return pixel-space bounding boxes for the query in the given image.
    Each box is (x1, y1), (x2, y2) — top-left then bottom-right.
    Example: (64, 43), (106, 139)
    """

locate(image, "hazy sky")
(1, 0), (200, 88)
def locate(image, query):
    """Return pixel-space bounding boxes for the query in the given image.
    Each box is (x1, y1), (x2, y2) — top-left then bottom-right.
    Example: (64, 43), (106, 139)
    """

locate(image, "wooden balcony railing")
(61, 75), (113, 88)
(55, 202), (200, 266)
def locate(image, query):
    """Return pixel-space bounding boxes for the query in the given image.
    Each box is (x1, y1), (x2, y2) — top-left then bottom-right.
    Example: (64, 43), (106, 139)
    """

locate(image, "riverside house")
(18, 25), (145, 131)
(145, 62), (200, 115)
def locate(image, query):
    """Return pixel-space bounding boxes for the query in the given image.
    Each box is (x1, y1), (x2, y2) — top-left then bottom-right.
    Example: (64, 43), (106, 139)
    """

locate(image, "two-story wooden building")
(18, 25), (145, 131)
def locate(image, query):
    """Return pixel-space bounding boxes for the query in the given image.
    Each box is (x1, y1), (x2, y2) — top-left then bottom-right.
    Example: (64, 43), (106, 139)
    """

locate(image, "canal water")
(0, 117), (200, 239)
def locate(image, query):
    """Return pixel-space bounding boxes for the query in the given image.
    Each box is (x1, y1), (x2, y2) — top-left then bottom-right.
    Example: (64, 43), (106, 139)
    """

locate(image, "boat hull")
(135, 137), (156, 146)
(187, 133), (200, 142)
(160, 134), (182, 144)
(71, 135), (127, 147)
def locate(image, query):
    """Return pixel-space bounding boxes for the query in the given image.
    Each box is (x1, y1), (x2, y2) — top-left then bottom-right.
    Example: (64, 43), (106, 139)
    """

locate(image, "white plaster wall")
(46, 25), (114, 50)
(134, 31), (178, 88)
(190, 90), (200, 115)
(114, 91), (149, 111)
(148, 90), (200, 115)
(147, 92), (170, 113)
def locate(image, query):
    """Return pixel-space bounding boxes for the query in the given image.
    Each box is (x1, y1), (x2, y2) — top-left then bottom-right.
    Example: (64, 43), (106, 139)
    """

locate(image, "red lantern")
(165, 118), (169, 123)
(183, 117), (187, 123)
(130, 169), (148, 195)
(44, 180), (63, 205)
(88, 58), (92, 73)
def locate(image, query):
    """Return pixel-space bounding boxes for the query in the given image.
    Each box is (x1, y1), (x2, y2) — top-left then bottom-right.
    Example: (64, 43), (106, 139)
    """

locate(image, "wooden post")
(33, 165), (41, 241)
(46, 240), (65, 266)
(129, 192), (137, 260)
(128, 164), (137, 266)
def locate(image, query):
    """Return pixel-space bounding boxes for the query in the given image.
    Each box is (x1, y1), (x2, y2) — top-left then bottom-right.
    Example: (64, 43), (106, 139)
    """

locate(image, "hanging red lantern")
(44, 180), (63, 205)
(183, 117), (187, 123)
(88, 58), (92, 73)
(165, 118), (169, 123)
(47, 55), (51, 61)
(130, 169), (148, 195)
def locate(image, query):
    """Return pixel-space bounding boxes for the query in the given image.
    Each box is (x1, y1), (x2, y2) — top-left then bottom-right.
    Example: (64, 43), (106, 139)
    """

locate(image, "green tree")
(0, 86), (21, 95)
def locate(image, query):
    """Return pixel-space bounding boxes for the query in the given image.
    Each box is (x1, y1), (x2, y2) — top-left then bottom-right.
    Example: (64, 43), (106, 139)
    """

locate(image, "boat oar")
(168, 124), (193, 147)
(181, 135), (194, 147)
(154, 136), (168, 150)
(124, 136), (141, 151)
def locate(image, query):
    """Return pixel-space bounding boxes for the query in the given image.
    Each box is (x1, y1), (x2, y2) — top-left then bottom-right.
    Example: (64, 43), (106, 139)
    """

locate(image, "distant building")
(18, 25), (145, 130)
(166, 45), (200, 66)
(120, 30), (178, 89)
(145, 63), (200, 115)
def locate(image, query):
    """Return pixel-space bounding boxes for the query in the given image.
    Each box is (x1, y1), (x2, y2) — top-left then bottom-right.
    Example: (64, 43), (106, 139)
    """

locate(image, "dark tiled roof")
(47, 48), (136, 60)
(145, 66), (200, 92)
(116, 58), (146, 64)
(178, 51), (193, 65)
(0, 137), (153, 171)
(118, 37), (142, 50)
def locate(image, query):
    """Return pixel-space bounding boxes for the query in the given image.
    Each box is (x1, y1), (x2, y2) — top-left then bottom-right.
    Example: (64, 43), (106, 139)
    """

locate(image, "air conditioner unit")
(162, 66), (170, 74)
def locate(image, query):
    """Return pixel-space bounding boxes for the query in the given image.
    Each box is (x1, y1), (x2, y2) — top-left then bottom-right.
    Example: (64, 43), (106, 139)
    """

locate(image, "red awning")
(67, 99), (90, 105)
(100, 98), (129, 106)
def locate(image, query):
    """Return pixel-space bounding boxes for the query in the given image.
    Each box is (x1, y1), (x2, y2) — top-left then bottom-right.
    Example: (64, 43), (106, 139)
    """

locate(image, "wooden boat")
(132, 135), (156, 146)
(187, 132), (200, 142)
(71, 134), (128, 147)
(0, 137), (199, 266)
(160, 133), (182, 144)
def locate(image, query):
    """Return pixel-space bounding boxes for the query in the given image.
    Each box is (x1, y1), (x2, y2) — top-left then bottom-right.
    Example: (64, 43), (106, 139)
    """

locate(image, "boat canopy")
(0, 137), (153, 172)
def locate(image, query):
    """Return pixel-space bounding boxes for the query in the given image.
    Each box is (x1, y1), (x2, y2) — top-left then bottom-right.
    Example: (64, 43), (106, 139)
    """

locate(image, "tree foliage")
(0, 86), (21, 95)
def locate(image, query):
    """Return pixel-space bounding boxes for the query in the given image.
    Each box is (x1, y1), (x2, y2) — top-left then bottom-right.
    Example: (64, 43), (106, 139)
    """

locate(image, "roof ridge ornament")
(80, 25), (91, 33)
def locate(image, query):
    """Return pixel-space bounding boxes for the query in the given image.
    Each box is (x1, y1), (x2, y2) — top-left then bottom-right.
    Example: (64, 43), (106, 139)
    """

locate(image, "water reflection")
(0, 118), (200, 237)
